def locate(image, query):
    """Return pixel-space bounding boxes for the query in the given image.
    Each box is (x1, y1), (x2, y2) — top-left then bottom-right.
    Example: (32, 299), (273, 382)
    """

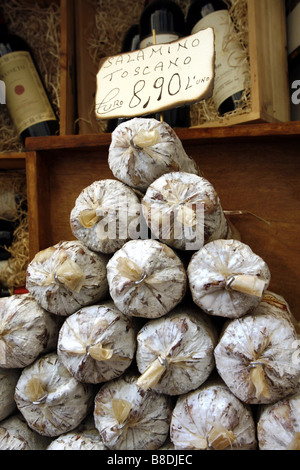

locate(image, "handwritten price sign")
(95, 28), (214, 120)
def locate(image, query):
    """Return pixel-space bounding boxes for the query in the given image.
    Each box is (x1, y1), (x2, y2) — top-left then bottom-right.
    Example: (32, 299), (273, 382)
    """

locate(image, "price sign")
(95, 28), (214, 120)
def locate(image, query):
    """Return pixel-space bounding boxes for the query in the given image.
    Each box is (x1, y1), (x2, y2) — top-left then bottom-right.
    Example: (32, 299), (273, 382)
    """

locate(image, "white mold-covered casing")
(57, 302), (136, 384)
(214, 292), (300, 404)
(14, 353), (94, 437)
(94, 373), (172, 450)
(0, 294), (60, 368)
(108, 118), (199, 192)
(106, 239), (187, 319)
(170, 379), (257, 450)
(142, 172), (230, 251)
(70, 179), (141, 254)
(188, 239), (271, 318)
(26, 240), (109, 316)
(136, 306), (217, 395)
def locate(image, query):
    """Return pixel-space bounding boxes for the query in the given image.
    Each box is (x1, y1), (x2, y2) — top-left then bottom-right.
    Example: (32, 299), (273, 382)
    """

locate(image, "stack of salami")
(0, 118), (299, 451)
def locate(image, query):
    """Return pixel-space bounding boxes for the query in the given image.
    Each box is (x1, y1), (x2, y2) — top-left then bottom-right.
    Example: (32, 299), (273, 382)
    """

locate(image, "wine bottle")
(139, 0), (190, 127)
(122, 23), (140, 53)
(0, 11), (59, 142)
(186, 0), (249, 115)
(0, 219), (15, 261)
(0, 231), (12, 261)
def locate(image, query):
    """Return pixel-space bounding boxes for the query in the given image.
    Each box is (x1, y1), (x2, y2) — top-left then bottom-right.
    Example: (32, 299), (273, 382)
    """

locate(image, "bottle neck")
(140, 0), (186, 41)
(121, 24), (140, 52)
(187, 0), (227, 33)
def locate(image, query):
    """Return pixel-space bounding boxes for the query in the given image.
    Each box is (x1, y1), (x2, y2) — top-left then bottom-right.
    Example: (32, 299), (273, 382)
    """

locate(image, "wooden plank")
(25, 121), (300, 151)
(26, 151), (52, 259)
(75, 0), (99, 134)
(0, 153), (26, 170)
(247, 0), (290, 122)
(59, 0), (77, 135)
(25, 133), (111, 151)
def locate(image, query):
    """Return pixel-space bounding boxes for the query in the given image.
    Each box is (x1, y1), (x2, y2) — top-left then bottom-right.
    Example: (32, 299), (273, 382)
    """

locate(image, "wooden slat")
(26, 151), (52, 259)
(25, 121), (300, 151)
(0, 153), (26, 170)
(247, 0), (290, 122)
(59, 0), (77, 135)
(75, 0), (100, 135)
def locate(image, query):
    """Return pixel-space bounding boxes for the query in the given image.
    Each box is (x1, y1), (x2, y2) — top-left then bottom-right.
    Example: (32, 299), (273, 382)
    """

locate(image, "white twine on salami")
(116, 257), (168, 288)
(59, 323), (114, 361)
(112, 398), (131, 425)
(25, 377), (48, 405)
(87, 343), (114, 361)
(248, 361), (271, 400)
(136, 356), (169, 391)
(226, 274), (266, 298)
(130, 127), (161, 150)
(38, 249), (85, 293)
(170, 415), (236, 450)
(207, 422), (236, 450)
(116, 257), (143, 283)
(224, 210), (271, 225)
(78, 208), (101, 228)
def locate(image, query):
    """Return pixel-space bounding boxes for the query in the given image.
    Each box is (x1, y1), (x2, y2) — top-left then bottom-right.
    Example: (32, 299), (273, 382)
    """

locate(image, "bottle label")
(0, 51), (56, 135)
(192, 10), (249, 110)
(139, 33), (179, 49)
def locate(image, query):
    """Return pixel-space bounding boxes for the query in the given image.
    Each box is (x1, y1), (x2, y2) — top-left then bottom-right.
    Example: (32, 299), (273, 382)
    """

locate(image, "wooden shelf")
(25, 121), (300, 151)
(0, 152), (26, 170)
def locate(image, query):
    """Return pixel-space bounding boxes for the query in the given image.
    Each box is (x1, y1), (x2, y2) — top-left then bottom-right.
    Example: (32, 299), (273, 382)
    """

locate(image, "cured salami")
(26, 240), (108, 316)
(187, 239), (271, 318)
(108, 118), (199, 192)
(214, 292), (300, 404)
(0, 368), (21, 421)
(170, 378), (257, 450)
(0, 294), (60, 369)
(136, 305), (217, 395)
(47, 428), (107, 450)
(257, 389), (300, 450)
(57, 302), (136, 384)
(70, 179), (141, 254)
(0, 413), (51, 450)
(141, 172), (230, 251)
(94, 373), (172, 450)
(106, 239), (187, 318)
(14, 353), (94, 437)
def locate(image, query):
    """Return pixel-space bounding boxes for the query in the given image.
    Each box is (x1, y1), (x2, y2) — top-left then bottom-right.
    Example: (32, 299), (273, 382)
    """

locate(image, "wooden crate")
(0, 0), (291, 144)
(25, 121), (300, 320)
(0, 0), (291, 146)
(71, 0), (290, 134)
(210, 0), (290, 127)
(0, 0), (75, 151)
